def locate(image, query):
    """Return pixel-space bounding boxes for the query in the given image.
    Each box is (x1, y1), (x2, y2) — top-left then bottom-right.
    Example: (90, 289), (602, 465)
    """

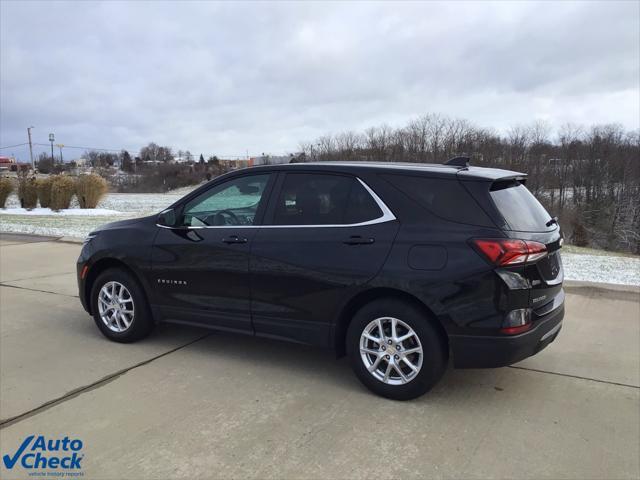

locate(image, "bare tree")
(298, 114), (640, 253)
(140, 142), (174, 163)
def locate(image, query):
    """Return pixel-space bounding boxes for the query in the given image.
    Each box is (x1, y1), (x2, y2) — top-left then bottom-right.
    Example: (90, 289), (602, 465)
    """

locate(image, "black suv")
(77, 160), (564, 400)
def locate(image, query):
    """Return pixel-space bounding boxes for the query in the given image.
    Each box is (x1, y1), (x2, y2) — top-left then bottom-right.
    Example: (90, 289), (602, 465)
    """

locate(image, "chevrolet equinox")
(77, 159), (564, 400)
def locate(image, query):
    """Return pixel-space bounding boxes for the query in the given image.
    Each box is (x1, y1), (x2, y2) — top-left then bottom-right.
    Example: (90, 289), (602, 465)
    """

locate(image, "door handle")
(343, 235), (375, 245)
(222, 235), (248, 244)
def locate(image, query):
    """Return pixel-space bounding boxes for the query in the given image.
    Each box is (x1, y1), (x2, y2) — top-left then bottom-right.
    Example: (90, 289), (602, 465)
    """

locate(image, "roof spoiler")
(444, 156), (470, 168)
(490, 175), (528, 190)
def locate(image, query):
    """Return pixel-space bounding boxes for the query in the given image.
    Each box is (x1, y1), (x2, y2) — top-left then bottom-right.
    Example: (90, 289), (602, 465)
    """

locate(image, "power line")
(33, 143), (133, 153)
(12, 141), (292, 160)
(31, 143), (289, 158)
(0, 142), (29, 150)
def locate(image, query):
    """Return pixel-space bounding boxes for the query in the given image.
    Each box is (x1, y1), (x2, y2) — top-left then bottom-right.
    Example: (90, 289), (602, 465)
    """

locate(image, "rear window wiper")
(546, 216), (559, 227)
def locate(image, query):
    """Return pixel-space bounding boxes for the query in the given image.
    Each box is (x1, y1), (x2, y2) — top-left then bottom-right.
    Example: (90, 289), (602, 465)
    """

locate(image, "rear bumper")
(450, 291), (565, 368)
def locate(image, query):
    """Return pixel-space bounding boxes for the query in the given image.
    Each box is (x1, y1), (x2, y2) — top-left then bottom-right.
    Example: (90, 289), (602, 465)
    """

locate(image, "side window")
(182, 174), (270, 227)
(273, 173), (383, 226)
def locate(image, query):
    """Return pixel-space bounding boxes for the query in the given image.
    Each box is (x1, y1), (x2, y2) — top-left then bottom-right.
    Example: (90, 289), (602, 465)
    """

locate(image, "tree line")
(299, 114), (640, 254)
(36, 142), (220, 172)
(35, 142), (229, 193)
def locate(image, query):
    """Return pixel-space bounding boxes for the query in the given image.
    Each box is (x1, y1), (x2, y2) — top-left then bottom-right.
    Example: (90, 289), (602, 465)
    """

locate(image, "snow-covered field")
(561, 246), (640, 286)
(0, 191), (189, 238)
(0, 207), (121, 216)
(1, 190), (638, 286)
(2, 188), (193, 213)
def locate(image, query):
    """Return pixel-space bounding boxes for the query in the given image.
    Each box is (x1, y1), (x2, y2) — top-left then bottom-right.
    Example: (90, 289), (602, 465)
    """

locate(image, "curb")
(57, 236), (84, 244)
(563, 280), (639, 301)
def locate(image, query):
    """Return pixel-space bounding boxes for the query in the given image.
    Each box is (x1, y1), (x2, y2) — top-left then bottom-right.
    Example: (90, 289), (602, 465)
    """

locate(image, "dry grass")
(36, 177), (54, 208)
(75, 174), (108, 208)
(0, 176), (14, 208)
(17, 175), (38, 209)
(50, 175), (76, 210)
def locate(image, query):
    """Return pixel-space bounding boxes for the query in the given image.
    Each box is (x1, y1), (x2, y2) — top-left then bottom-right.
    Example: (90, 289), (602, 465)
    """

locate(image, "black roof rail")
(444, 156), (470, 168)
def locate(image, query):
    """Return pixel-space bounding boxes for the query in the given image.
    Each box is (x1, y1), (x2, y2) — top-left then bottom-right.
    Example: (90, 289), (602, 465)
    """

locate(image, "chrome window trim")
(157, 177), (397, 229)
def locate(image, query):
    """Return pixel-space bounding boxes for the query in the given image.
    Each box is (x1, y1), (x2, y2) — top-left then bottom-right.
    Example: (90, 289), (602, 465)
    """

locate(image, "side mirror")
(157, 208), (178, 228)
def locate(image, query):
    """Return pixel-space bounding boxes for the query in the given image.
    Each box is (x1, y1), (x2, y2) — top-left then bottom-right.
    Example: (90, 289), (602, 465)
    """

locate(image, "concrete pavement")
(1, 234), (638, 479)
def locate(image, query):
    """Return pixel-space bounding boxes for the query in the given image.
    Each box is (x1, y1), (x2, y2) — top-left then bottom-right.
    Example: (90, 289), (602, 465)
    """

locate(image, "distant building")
(0, 157), (16, 170)
(248, 155), (295, 166)
(219, 158), (250, 169)
(174, 153), (193, 163)
(0, 156), (16, 171)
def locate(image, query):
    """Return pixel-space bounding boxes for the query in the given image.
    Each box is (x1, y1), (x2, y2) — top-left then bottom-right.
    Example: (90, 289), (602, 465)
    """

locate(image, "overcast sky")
(1, 1), (638, 161)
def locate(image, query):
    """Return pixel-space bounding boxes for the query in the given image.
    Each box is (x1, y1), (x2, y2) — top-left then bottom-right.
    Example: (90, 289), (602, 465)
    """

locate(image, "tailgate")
(524, 234), (564, 311)
(463, 174), (564, 310)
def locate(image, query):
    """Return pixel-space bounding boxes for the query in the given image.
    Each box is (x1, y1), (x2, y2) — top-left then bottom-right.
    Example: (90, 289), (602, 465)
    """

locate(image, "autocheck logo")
(2, 435), (84, 474)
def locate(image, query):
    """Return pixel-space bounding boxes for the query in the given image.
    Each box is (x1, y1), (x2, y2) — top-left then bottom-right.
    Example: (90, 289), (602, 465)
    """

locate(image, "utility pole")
(27, 126), (34, 170)
(56, 144), (64, 163)
(49, 133), (55, 163)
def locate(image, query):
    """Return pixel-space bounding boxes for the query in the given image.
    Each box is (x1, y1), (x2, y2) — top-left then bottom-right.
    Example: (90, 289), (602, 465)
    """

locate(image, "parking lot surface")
(1, 234), (639, 479)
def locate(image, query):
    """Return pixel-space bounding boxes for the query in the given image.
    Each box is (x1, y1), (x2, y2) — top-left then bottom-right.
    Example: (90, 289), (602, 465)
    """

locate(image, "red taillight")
(525, 241), (548, 263)
(80, 265), (89, 279)
(500, 323), (532, 335)
(471, 239), (547, 266)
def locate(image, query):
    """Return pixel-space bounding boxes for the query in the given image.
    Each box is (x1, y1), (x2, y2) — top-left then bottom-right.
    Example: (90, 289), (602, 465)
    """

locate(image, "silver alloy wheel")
(359, 316), (423, 385)
(98, 281), (135, 333)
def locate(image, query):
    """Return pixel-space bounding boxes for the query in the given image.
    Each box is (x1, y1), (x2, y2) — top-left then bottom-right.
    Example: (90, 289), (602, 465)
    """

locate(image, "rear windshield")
(490, 181), (553, 232)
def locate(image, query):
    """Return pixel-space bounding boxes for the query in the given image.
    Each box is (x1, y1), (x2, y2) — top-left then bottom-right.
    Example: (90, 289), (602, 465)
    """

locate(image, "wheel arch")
(333, 287), (449, 358)
(84, 258), (150, 316)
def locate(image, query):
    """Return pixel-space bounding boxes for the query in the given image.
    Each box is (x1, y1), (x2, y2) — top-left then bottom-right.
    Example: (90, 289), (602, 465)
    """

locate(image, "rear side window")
(273, 173), (383, 225)
(381, 174), (494, 226)
(490, 181), (553, 232)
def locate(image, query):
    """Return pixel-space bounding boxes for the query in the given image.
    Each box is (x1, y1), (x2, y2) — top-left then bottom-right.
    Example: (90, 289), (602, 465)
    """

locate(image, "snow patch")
(2, 191), (186, 214)
(562, 253), (640, 287)
(0, 207), (123, 216)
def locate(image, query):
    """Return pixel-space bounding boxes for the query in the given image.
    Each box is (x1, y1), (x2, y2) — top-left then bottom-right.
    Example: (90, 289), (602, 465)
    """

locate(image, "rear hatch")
(462, 174), (563, 312)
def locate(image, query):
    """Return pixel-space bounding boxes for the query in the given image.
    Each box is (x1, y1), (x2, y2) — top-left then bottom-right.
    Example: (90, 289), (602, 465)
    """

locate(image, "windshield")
(490, 182), (554, 232)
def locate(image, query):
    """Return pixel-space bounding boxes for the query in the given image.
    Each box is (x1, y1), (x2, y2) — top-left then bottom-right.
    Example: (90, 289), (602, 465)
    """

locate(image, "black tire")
(90, 268), (154, 343)
(346, 298), (447, 400)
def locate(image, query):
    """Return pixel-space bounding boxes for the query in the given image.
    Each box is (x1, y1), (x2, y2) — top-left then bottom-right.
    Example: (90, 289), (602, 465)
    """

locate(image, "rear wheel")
(347, 298), (446, 400)
(90, 268), (153, 343)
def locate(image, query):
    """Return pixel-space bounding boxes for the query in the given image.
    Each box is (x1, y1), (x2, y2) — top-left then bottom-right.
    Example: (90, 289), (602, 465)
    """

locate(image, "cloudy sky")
(1, 1), (638, 161)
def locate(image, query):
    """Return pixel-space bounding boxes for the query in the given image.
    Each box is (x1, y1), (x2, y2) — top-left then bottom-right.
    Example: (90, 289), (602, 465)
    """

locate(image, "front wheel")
(90, 268), (153, 343)
(347, 299), (447, 400)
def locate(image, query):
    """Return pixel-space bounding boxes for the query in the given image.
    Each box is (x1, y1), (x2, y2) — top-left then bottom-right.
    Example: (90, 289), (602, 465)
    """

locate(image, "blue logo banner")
(2, 435), (84, 475)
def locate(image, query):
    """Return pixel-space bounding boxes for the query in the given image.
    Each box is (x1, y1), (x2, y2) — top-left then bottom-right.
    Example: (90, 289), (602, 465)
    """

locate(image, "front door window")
(182, 174), (270, 227)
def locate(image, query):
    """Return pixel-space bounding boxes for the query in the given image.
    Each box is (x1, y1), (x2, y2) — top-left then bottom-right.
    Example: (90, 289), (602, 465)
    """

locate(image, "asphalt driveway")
(1, 233), (638, 479)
